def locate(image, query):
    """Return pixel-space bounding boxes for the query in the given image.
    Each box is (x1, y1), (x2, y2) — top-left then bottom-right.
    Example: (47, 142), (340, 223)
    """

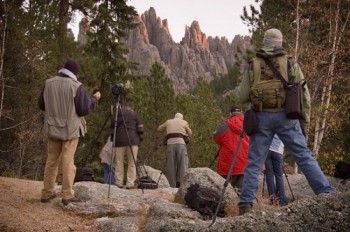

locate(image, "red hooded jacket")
(213, 114), (250, 176)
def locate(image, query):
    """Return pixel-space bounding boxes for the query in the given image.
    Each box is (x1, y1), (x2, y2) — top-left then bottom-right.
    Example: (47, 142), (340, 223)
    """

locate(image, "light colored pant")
(115, 146), (138, 187)
(41, 137), (79, 199)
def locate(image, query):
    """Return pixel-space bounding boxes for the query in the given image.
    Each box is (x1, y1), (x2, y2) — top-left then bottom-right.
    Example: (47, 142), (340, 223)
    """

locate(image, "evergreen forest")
(0, 0), (349, 181)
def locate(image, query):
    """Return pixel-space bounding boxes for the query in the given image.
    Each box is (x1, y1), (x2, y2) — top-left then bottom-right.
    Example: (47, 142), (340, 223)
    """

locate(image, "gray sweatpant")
(166, 144), (189, 187)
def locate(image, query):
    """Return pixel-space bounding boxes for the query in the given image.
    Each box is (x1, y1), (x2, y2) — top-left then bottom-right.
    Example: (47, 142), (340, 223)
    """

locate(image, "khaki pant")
(115, 146), (138, 187)
(41, 137), (79, 199)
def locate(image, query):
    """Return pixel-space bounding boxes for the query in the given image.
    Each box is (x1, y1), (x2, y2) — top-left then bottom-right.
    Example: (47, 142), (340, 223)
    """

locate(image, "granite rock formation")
(124, 7), (252, 92)
(77, 7), (252, 92)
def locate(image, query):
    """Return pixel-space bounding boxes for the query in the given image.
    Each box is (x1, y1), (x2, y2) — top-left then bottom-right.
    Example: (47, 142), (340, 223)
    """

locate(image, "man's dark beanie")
(230, 105), (242, 113)
(63, 59), (80, 75)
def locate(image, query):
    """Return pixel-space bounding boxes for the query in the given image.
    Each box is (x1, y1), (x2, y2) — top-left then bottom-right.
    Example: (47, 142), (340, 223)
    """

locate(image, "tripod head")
(112, 83), (125, 102)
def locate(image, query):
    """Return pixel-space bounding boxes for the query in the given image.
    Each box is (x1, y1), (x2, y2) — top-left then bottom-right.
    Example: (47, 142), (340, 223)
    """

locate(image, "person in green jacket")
(233, 29), (336, 215)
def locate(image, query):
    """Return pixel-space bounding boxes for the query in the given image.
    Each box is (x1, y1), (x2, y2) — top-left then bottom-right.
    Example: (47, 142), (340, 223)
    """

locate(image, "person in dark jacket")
(213, 105), (250, 192)
(111, 101), (144, 189)
(38, 59), (101, 205)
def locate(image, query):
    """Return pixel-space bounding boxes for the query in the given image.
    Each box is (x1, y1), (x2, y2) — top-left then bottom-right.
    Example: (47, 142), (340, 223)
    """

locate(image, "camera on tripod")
(112, 83), (125, 98)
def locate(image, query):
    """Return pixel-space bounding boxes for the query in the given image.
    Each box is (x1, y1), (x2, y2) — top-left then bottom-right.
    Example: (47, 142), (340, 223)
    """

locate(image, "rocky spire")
(75, 7), (253, 92)
(77, 17), (89, 45)
(181, 21), (209, 50)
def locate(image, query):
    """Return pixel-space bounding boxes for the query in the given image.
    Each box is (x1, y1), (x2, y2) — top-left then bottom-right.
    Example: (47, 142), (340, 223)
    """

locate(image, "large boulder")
(174, 167), (238, 204)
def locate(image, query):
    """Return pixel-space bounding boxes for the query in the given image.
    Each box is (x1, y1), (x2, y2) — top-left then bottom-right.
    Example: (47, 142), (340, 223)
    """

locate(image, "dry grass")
(225, 185), (281, 217)
(138, 204), (152, 232)
(225, 198), (240, 216)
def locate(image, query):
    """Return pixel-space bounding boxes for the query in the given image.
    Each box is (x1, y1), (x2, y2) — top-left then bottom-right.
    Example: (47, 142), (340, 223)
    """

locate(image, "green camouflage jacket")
(233, 45), (311, 125)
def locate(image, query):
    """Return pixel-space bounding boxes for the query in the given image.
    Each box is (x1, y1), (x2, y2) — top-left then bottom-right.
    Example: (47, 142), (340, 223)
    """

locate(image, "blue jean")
(103, 163), (116, 185)
(265, 150), (288, 205)
(239, 111), (336, 207)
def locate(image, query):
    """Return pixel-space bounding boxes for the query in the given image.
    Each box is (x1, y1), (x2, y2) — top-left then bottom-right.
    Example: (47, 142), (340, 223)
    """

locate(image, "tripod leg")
(209, 130), (245, 228)
(262, 171), (266, 198)
(283, 165), (295, 201)
(156, 156), (168, 185)
(108, 146), (117, 198)
(116, 101), (143, 190)
(208, 149), (220, 168)
(81, 111), (111, 166)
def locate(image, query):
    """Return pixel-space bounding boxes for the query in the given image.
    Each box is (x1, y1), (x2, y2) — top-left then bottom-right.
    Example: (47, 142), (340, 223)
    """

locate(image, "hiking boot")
(116, 184), (124, 188)
(41, 193), (57, 203)
(239, 204), (252, 215)
(61, 196), (81, 206)
(318, 192), (336, 198)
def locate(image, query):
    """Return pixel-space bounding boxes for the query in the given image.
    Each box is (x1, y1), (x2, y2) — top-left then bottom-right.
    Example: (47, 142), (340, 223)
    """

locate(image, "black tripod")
(209, 130), (245, 227)
(108, 94), (144, 197)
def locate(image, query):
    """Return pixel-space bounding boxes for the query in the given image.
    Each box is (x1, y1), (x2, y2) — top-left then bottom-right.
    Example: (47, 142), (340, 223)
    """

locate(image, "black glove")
(301, 126), (306, 137)
(138, 134), (144, 142)
(299, 120), (307, 137)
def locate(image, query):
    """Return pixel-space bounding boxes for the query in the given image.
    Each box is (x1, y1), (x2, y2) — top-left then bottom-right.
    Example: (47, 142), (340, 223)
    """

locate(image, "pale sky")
(69, 0), (260, 43)
(126, 0), (260, 42)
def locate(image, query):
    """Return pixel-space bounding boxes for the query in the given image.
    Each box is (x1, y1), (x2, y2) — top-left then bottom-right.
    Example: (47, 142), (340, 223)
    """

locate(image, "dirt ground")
(0, 176), (278, 231)
(0, 176), (101, 232)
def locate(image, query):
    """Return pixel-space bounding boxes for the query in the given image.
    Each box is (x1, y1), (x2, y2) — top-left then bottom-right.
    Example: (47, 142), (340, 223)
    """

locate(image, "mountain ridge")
(124, 7), (252, 92)
(78, 7), (253, 92)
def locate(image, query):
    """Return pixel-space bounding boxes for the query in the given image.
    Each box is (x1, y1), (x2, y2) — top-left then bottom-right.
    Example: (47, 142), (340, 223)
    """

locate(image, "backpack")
(334, 161), (350, 182)
(250, 55), (289, 112)
(137, 176), (158, 189)
(74, 167), (95, 183)
(184, 183), (226, 219)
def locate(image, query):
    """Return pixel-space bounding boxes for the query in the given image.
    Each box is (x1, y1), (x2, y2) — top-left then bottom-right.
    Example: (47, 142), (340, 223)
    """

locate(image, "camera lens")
(112, 83), (124, 96)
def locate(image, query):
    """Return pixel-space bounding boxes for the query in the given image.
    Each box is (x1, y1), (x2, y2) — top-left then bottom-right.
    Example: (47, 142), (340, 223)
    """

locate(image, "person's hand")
(93, 91), (101, 101)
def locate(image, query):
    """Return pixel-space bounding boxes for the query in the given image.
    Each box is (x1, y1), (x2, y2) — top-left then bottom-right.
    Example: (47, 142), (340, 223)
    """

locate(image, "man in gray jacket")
(158, 113), (192, 187)
(38, 59), (101, 205)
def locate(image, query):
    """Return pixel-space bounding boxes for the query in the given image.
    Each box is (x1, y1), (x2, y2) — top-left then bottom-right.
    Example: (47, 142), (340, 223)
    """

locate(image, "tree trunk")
(0, 1), (8, 119)
(58, 0), (70, 63)
(312, 1), (349, 158)
(293, 0), (301, 174)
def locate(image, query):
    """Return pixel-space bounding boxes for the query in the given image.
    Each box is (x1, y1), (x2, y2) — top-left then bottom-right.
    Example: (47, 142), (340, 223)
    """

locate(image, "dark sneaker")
(41, 193), (57, 203)
(239, 204), (252, 215)
(280, 202), (288, 206)
(61, 196), (81, 206)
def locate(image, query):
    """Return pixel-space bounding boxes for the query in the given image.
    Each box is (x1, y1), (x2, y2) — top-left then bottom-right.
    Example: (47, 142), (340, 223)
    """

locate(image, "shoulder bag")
(263, 58), (305, 120)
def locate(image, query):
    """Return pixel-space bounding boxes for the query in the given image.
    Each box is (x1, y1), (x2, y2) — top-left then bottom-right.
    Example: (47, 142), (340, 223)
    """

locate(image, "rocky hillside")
(1, 167), (349, 232)
(124, 7), (252, 92)
(78, 7), (253, 92)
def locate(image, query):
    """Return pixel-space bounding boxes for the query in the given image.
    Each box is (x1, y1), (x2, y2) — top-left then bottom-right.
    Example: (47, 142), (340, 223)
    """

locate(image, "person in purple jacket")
(38, 59), (101, 205)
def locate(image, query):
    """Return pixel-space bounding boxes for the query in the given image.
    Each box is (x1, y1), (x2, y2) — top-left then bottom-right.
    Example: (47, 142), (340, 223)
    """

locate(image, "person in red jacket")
(213, 105), (250, 192)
